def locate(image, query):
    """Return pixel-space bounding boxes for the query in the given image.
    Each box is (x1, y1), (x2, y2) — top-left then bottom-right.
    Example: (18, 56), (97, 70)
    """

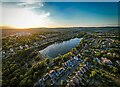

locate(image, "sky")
(0, 1), (119, 28)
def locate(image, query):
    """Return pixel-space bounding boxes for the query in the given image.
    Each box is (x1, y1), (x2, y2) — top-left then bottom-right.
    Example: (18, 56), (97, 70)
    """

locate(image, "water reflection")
(39, 38), (82, 58)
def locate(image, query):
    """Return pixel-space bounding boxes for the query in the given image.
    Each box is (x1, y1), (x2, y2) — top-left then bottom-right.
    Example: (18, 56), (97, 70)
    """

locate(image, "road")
(55, 60), (81, 85)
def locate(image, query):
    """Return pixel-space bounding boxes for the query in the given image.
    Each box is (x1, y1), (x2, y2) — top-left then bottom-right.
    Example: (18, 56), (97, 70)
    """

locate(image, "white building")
(74, 56), (79, 61)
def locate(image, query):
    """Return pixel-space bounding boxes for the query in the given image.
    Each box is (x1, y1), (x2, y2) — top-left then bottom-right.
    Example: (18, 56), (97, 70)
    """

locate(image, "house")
(43, 73), (50, 81)
(83, 65), (89, 71)
(94, 57), (101, 63)
(25, 44), (29, 48)
(76, 75), (84, 85)
(63, 61), (71, 67)
(101, 57), (112, 65)
(65, 59), (74, 67)
(81, 67), (86, 73)
(80, 68), (85, 74)
(116, 60), (120, 66)
(72, 76), (79, 84)
(73, 56), (79, 61)
(51, 68), (65, 78)
(2, 51), (5, 54)
(19, 46), (23, 50)
(77, 54), (82, 58)
(107, 52), (111, 55)
(77, 71), (83, 76)
(49, 70), (57, 79)
(55, 72), (59, 77)
(39, 35), (46, 39)
(69, 79), (75, 87)
(10, 48), (14, 52)
(84, 44), (89, 50)
(57, 68), (65, 75)
(34, 42), (38, 46)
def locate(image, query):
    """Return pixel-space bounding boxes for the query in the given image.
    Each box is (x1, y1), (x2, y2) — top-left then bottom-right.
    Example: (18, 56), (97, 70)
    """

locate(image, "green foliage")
(84, 57), (89, 62)
(90, 71), (96, 77)
(2, 48), (45, 87)
(45, 58), (50, 64)
(60, 80), (64, 86)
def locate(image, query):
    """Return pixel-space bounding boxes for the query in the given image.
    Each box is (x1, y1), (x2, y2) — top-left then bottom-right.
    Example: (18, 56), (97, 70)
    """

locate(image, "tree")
(90, 71), (96, 77)
(96, 52), (102, 58)
(35, 55), (41, 61)
(84, 57), (89, 62)
(19, 78), (27, 86)
(45, 58), (50, 64)
(26, 79), (33, 86)
(111, 66), (118, 73)
(19, 75), (24, 81)
(47, 67), (50, 72)
(33, 72), (39, 79)
(10, 77), (17, 86)
(60, 80), (64, 86)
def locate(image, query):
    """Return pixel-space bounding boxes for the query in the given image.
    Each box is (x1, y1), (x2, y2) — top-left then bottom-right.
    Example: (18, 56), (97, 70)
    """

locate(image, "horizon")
(1, 25), (119, 30)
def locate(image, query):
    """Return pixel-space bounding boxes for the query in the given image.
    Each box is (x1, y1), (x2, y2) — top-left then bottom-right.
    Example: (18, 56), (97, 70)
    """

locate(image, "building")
(101, 57), (112, 65)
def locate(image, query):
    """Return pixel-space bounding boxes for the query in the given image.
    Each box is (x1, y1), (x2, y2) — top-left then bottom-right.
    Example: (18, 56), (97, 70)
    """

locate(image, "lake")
(39, 38), (83, 58)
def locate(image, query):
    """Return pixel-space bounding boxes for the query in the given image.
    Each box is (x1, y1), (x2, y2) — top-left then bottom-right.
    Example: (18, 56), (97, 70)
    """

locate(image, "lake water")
(39, 38), (82, 58)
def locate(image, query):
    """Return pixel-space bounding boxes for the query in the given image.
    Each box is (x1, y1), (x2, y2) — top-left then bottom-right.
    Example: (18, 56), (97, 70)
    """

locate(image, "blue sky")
(1, 1), (118, 28)
(42, 2), (118, 27)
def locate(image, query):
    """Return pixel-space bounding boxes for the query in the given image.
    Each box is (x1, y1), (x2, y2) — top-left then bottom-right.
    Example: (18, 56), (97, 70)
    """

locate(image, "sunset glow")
(2, 6), (53, 28)
(1, 1), (118, 28)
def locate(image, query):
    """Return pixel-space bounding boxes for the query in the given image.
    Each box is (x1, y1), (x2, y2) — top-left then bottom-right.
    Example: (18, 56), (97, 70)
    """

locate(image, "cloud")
(2, 6), (52, 28)
(1, 1), (56, 28)
(17, 1), (44, 10)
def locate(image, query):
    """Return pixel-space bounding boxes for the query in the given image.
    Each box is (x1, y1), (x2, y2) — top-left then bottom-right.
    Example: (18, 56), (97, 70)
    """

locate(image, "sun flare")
(2, 6), (51, 28)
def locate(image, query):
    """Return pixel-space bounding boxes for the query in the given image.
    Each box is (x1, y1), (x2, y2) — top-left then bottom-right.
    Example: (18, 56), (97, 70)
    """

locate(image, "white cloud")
(1, 1), (56, 28)
(17, 1), (44, 10)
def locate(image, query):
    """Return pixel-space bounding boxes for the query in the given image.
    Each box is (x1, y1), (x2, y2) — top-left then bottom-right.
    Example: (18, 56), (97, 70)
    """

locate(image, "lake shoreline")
(39, 37), (83, 58)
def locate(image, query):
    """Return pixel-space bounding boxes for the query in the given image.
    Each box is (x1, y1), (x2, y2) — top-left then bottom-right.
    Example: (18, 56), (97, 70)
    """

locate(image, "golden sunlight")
(2, 7), (52, 28)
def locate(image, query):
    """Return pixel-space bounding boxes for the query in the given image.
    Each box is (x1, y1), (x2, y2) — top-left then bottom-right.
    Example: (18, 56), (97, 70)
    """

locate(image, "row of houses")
(94, 57), (113, 65)
(34, 67), (65, 87)
(10, 32), (31, 37)
(62, 58), (77, 68)
(67, 64), (90, 87)
(34, 55), (83, 87)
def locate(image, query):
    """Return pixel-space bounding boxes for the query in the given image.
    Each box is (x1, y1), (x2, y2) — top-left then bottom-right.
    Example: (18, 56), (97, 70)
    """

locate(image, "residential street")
(55, 60), (81, 85)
